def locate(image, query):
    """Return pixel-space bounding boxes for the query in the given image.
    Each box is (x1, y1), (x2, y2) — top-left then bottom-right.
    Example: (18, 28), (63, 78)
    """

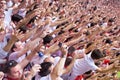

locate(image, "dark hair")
(4, 60), (18, 73)
(93, 6), (97, 11)
(74, 29), (79, 32)
(43, 35), (53, 45)
(11, 43), (17, 52)
(11, 14), (23, 22)
(84, 70), (92, 74)
(105, 38), (112, 44)
(90, 22), (97, 27)
(58, 30), (65, 35)
(75, 20), (81, 24)
(83, 30), (90, 36)
(18, 26), (28, 33)
(68, 27), (75, 32)
(64, 37), (73, 42)
(39, 62), (52, 77)
(91, 49), (103, 59)
(115, 51), (120, 56)
(102, 49), (107, 57)
(108, 18), (115, 23)
(68, 46), (75, 54)
(28, 16), (37, 24)
(86, 42), (93, 49)
(65, 57), (72, 67)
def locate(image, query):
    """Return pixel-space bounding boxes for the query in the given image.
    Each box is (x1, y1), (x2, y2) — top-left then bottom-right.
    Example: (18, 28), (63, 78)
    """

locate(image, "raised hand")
(23, 64), (41, 80)
(25, 38), (41, 51)
(0, 71), (4, 80)
(13, 29), (24, 41)
(30, 64), (41, 77)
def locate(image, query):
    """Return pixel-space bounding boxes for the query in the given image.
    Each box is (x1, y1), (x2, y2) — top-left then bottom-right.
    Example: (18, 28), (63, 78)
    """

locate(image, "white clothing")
(40, 74), (51, 80)
(18, 8), (27, 17)
(6, 0), (13, 8)
(75, 49), (86, 57)
(54, 56), (60, 66)
(4, 8), (13, 29)
(31, 55), (48, 64)
(40, 74), (63, 80)
(8, 51), (26, 63)
(0, 59), (6, 64)
(0, 35), (9, 59)
(34, 56), (60, 80)
(68, 52), (98, 80)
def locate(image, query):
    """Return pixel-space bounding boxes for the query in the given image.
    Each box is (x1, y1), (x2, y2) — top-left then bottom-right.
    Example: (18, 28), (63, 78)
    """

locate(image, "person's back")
(68, 49), (103, 80)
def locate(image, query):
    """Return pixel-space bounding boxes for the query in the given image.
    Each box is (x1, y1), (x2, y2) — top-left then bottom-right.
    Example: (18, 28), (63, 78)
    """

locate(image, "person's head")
(85, 42), (94, 54)
(43, 35), (53, 45)
(11, 41), (24, 52)
(18, 26), (28, 33)
(44, 57), (54, 64)
(108, 18), (115, 26)
(39, 62), (53, 77)
(65, 57), (72, 67)
(91, 49), (103, 60)
(104, 38), (112, 44)
(68, 46), (75, 54)
(11, 14), (23, 25)
(4, 60), (23, 79)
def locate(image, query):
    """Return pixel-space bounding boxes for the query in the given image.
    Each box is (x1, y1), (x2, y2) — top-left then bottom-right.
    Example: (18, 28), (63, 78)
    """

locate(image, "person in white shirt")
(0, 31), (10, 59)
(68, 48), (115, 80)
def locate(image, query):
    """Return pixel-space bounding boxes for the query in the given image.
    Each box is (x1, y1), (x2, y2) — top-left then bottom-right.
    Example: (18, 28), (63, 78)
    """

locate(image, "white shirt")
(40, 74), (63, 80)
(6, 0), (13, 8)
(31, 55), (48, 64)
(54, 56), (60, 66)
(18, 8), (27, 17)
(40, 74), (51, 80)
(75, 49), (86, 57)
(68, 52), (98, 80)
(0, 35), (9, 59)
(4, 8), (13, 30)
(8, 51), (26, 63)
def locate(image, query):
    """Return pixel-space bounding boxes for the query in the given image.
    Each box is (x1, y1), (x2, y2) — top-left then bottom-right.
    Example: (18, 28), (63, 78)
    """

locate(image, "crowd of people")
(0, 0), (120, 80)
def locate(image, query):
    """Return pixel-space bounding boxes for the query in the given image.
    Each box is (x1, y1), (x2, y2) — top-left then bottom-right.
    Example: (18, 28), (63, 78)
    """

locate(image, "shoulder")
(40, 75), (50, 80)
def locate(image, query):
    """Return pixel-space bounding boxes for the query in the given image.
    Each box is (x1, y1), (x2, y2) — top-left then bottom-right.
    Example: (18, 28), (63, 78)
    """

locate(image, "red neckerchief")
(75, 75), (84, 80)
(103, 59), (110, 64)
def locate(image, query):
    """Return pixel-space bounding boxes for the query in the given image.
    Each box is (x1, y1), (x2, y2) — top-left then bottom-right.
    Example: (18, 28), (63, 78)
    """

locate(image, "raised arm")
(51, 44), (68, 79)
(3, 35), (18, 52)
(19, 38), (41, 69)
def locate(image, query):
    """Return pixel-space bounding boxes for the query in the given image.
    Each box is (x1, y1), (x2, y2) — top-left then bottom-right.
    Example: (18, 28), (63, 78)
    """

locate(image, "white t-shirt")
(40, 74), (63, 80)
(68, 52), (98, 80)
(34, 56), (60, 80)
(18, 8), (27, 17)
(75, 49), (86, 57)
(4, 8), (13, 29)
(39, 74), (51, 80)
(54, 56), (60, 66)
(8, 51), (26, 63)
(0, 35), (9, 59)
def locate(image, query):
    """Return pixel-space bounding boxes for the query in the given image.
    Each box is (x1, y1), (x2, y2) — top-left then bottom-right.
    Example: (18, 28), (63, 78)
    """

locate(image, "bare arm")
(44, 43), (60, 56)
(51, 45), (67, 79)
(19, 38), (41, 69)
(3, 35), (18, 52)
